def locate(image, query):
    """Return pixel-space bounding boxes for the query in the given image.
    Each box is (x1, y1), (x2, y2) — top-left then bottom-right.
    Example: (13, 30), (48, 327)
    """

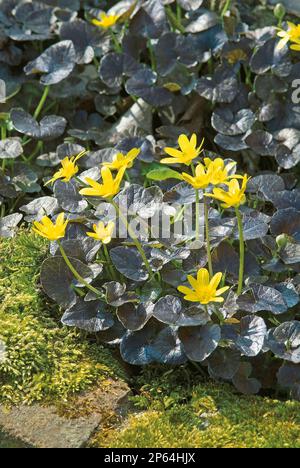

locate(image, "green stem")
(27, 141), (43, 162)
(195, 188), (200, 242)
(176, 2), (182, 23)
(210, 0), (217, 10)
(34, 86), (50, 120)
(109, 30), (122, 53)
(204, 195), (213, 277)
(1, 125), (7, 172)
(103, 244), (118, 281)
(221, 0), (231, 17)
(191, 164), (202, 246)
(235, 207), (245, 295)
(111, 199), (153, 279)
(244, 65), (252, 87)
(147, 39), (156, 71)
(58, 241), (102, 297)
(166, 6), (185, 34)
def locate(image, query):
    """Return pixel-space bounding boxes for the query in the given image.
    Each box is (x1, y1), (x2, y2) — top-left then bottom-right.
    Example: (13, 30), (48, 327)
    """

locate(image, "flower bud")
(276, 234), (289, 249)
(274, 3), (286, 20)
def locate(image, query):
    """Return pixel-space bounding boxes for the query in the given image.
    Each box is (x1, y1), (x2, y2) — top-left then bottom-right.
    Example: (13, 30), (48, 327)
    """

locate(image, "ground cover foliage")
(0, 232), (127, 406)
(0, 0), (300, 401)
(92, 367), (300, 448)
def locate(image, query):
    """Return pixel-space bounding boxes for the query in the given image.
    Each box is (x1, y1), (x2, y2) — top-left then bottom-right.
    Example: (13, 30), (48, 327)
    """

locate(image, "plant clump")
(0, 0), (300, 401)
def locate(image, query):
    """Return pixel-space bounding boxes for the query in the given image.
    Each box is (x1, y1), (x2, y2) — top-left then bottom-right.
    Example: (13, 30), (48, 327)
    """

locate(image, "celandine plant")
(29, 132), (300, 400)
(1, 0), (300, 400)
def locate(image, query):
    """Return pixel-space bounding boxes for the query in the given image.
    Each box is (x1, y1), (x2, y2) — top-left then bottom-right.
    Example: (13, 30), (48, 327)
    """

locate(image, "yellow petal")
(101, 166), (113, 185)
(127, 148), (141, 159)
(87, 232), (99, 240)
(80, 187), (100, 196)
(277, 37), (290, 50)
(212, 297), (225, 303)
(56, 213), (65, 226)
(85, 177), (102, 189)
(183, 294), (201, 302)
(41, 216), (53, 227)
(209, 272), (223, 290)
(181, 173), (195, 185)
(164, 147), (184, 159)
(160, 157), (181, 165)
(190, 133), (197, 148)
(204, 157), (213, 167)
(32, 228), (49, 239)
(195, 163), (205, 177)
(215, 286), (230, 296)
(197, 268), (210, 286)
(178, 285), (194, 296)
(290, 43), (300, 51)
(116, 166), (126, 184)
(178, 134), (191, 152)
(187, 275), (199, 290)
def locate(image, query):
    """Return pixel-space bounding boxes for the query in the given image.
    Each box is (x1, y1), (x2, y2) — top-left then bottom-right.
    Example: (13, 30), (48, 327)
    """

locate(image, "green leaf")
(146, 165), (182, 181)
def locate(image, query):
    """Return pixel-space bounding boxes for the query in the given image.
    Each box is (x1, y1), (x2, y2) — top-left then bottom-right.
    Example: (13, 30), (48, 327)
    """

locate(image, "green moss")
(0, 232), (126, 406)
(95, 369), (300, 449)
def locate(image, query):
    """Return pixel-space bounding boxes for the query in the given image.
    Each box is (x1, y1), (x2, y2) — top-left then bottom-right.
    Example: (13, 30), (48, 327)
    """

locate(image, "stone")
(0, 379), (130, 448)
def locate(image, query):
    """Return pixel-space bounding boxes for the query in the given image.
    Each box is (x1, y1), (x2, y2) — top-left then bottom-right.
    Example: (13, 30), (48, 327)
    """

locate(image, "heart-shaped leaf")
(62, 299), (114, 332)
(11, 108), (67, 140)
(110, 246), (149, 282)
(24, 40), (76, 85)
(41, 256), (93, 308)
(178, 324), (221, 362)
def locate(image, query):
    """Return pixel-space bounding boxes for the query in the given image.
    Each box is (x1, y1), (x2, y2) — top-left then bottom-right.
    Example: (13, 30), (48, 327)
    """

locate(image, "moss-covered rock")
(93, 369), (300, 449)
(0, 232), (127, 406)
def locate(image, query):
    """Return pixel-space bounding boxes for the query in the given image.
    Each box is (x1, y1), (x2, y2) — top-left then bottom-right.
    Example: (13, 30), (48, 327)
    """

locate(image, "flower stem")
(111, 199), (153, 279)
(176, 3), (182, 23)
(221, 0), (232, 17)
(58, 241), (102, 297)
(147, 39), (156, 71)
(27, 141), (43, 162)
(235, 207), (245, 295)
(103, 244), (118, 281)
(1, 125), (7, 173)
(34, 86), (50, 120)
(109, 30), (122, 53)
(204, 194), (213, 277)
(195, 188), (200, 242)
(166, 6), (185, 33)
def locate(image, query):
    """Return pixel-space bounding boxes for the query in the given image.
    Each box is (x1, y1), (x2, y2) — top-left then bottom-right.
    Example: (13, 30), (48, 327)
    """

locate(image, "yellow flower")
(92, 13), (119, 29)
(178, 268), (229, 305)
(161, 134), (204, 166)
(181, 164), (211, 190)
(205, 175), (250, 209)
(203, 158), (241, 185)
(79, 166), (126, 199)
(87, 221), (115, 244)
(103, 148), (140, 171)
(277, 22), (300, 50)
(181, 158), (241, 190)
(32, 213), (68, 241)
(45, 151), (86, 186)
